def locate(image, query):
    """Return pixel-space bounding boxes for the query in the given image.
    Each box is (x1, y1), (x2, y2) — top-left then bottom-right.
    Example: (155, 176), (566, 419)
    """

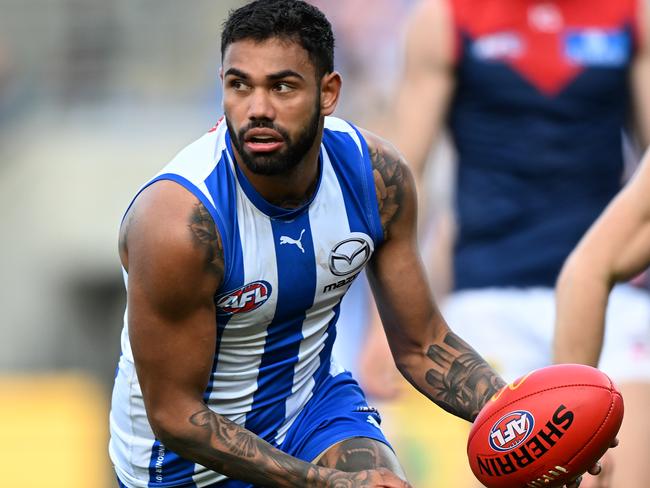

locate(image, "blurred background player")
(360, 0), (650, 486)
(555, 147), (650, 488)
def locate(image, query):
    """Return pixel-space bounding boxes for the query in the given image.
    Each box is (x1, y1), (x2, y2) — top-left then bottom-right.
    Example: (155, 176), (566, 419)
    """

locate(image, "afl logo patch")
(488, 410), (535, 452)
(215, 280), (272, 316)
(328, 234), (373, 276)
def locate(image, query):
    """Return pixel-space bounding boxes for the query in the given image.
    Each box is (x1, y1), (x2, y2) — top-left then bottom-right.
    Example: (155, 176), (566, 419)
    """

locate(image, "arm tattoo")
(190, 409), (257, 458)
(188, 202), (225, 279)
(424, 332), (506, 422)
(370, 145), (406, 239)
(185, 407), (396, 487)
(188, 407), (311, 485)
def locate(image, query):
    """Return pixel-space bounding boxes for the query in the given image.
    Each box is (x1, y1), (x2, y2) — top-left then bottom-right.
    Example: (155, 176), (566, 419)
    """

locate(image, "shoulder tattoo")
(188, 202), (225, 279)
(370, 144), (406, 239)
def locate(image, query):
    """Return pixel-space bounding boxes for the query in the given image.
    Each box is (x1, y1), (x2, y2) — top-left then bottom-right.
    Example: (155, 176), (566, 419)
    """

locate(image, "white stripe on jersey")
(157, 130), (224, 208)
(208, 184), (279, 417)
(110, 270), (158, 486)
(110, 359), (157, 486)
(325, 117), (363, 153)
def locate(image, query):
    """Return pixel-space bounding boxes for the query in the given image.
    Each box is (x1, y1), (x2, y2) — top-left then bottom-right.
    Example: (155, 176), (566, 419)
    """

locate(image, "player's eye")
(229, 79), (250, 91)
(273, 82), (294, 93)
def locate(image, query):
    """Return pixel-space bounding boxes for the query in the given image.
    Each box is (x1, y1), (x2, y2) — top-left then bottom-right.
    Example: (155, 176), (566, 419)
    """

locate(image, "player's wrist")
(306, 465), (368, 488)
(304, 465), (339, 487)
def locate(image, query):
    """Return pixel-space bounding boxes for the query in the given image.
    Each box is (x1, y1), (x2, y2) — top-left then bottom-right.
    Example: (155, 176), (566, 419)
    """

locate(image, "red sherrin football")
(467, 364), (624, 488)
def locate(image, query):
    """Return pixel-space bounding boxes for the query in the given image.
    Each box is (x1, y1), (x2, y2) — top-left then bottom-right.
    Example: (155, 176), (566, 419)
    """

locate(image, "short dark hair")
(221, 0), (335, 78)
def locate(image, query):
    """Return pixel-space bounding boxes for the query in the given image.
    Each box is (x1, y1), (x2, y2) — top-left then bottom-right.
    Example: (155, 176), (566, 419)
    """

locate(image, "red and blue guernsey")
(448, 0), (640, 289)
(109, 117), (385, 487)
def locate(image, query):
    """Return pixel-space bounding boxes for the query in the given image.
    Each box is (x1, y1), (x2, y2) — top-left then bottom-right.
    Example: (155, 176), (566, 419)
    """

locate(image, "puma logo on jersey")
(366, 415), (381, 430)
(280, 229), (305, 253)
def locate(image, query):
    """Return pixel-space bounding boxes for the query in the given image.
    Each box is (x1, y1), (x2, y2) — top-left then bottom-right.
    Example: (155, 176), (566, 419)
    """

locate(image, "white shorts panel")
(441, 285), (650, 383)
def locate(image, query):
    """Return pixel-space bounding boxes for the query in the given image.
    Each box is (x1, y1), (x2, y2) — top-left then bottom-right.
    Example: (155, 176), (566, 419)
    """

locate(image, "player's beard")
(227, 98), (321, 176)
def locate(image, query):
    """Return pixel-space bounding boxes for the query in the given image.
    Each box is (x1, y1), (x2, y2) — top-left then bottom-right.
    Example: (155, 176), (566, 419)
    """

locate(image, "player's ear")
(320, 71), (341, 116)
(219, 66), (224, 82)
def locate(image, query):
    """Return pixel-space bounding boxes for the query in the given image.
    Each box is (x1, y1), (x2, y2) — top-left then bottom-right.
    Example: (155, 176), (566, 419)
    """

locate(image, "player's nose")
(247, 88), (276, 120)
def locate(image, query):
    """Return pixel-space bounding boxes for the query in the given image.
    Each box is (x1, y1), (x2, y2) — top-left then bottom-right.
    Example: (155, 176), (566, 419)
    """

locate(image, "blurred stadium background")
(1, 1), (468, 486)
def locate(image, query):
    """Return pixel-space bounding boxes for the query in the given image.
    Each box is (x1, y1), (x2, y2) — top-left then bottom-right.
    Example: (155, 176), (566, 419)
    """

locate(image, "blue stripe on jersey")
(244, 211), (316, 442)
(324, 127), (383, 246)
(147, 440), (196, 487)
(202, 150), (241, 285)
(351, 124), (384, 245)
(202, 158), (246, 402)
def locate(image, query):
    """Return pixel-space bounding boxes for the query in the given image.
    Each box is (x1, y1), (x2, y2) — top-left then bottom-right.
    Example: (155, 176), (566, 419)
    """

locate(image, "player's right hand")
(564, 438), (618, 488)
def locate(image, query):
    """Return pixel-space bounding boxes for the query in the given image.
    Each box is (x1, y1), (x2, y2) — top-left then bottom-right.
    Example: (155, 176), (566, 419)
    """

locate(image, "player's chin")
(242, 155), (286, 176)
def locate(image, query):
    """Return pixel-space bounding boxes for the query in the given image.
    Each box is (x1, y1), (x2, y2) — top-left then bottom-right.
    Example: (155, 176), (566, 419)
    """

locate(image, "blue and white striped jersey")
(109, 116), (384, 488)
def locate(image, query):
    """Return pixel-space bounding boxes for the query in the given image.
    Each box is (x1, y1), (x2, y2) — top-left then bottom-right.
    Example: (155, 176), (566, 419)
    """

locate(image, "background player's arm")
(389, 0), (455, 177)
(363, 130), (505, 422)
(631, 0), (650, 146)
(554, 149), (650, 366)
(122, 181), (409, 488)
(357, 0), (456, 399)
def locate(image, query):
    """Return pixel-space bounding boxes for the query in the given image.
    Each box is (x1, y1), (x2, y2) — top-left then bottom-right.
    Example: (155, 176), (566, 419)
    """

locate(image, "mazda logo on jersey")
(328, 234), (373, 276)
(215, 280), (272, 315)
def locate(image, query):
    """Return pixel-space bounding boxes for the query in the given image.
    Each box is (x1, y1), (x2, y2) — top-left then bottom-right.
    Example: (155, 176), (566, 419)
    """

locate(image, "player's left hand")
(564, 438), (618, 488)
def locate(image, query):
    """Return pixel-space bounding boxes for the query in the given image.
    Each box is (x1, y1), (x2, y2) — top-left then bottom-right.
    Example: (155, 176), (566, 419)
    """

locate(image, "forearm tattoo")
(424, 332), (506, 422)
(188, 407), (311, 486)
(186, 407), (392, 487)
(188, 202), (225, 279)
(371, 145), (405, 239)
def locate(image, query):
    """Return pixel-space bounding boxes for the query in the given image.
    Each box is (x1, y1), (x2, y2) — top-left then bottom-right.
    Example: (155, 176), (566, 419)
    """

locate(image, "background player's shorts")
(442, 284), (650, 382)
(117, 370), (390, 488)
